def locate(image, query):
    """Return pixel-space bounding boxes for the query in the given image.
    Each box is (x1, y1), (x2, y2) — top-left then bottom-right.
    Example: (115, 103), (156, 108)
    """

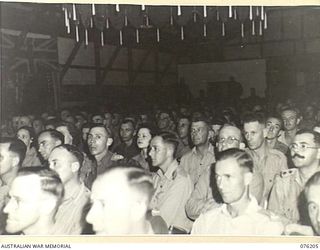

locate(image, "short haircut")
(0, 137), (27, 166)
(89, 123), (113, 139)
(242, 112), (265, 126)
(266, 113), (283, 127)
(281, 107), (301, 117)
(296, 129), (320, 147)
(38, 129), (65, 144)
(156, 131), (179, 157)
(81, 122), (94, 130)
(53, 144), (84, 167)
(216, 148), (254, 173)
(17, 166), (64, 204)
(178, 115), (191, 123)
(91, 113), (104, 119)
(121, 118), (136, 128)
(219, 124), (243, 143)
(304, 171), (320, 196)
(102, 166), (154, 203)
(191, 114), (210, 126)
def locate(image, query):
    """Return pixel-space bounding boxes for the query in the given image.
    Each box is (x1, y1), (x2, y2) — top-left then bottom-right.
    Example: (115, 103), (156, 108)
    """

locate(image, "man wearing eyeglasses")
(185, 124), (264, 220)
(268, 129), (320, 224)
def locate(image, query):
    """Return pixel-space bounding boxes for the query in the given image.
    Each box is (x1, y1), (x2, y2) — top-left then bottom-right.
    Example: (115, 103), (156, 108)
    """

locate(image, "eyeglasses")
(289, 143), (319, 152)
(218, 137), (240, 145)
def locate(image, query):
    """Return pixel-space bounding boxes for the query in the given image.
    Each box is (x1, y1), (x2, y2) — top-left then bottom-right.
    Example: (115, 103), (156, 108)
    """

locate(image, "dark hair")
(266, 113), (283, 128)
(296, 129), (320, 147)
(281, 107), (301, 118)
(0, 137), (27, 166)
(81, 122), (94, 131)
(191, 114), (210, 125)
(16, 126), (37, 147)
(305, 171), (320, 196)
(121, 118), (136, 128)
(89, 123), (113, 139)
(242, 112), (265, 126)
(216, 148), (253, 173)
(38, 129), (65, 145)
(156, 131), (179, 157)
(137, 123), (157, 138)
(53, 144), (84, 167)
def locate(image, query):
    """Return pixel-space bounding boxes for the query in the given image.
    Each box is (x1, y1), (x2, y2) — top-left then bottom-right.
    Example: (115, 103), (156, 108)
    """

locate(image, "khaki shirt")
(150, 160), (193, 232)
(246, 146), (288, 205)
(191, 197), (284, 235)
(180, 144), (215, 186)
(53, 183), (90, 235)
(268, 168), (320, 224)
(185, 164), (264, 221)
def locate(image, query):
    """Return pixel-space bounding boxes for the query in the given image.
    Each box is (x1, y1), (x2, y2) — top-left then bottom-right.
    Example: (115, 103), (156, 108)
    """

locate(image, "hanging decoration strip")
(62, 4), (269, 45)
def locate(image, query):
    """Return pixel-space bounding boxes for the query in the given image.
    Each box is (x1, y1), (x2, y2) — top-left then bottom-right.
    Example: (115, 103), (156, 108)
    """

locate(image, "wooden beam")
(59, 41), (82, 81)
(100, 46), (121, 83)
(131, 48), (153, 83)
(159, 53), (177, 83)
(154, 48), (159, 85)
(128, 48), (133, 85)
(93, 35), (101, 85)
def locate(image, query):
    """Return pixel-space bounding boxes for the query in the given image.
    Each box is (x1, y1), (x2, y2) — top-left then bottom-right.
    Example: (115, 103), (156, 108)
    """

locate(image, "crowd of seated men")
(1, 98), (320, 236)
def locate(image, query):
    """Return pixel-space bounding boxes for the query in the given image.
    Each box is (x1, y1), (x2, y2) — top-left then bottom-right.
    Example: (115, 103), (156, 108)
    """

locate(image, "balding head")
(217, 125), (243, 152)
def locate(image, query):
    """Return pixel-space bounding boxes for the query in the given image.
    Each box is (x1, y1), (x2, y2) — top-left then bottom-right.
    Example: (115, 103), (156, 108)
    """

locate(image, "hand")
(111, 153), (124, 161)
(284, 224), (314, 236)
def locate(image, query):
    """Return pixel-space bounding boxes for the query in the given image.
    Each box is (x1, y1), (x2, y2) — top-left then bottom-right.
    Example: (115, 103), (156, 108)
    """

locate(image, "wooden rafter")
(59, 41), (82, 81)
(131, 47), (153, 84)
(159, 53), (177, 83)
(100, 46), (121, 83)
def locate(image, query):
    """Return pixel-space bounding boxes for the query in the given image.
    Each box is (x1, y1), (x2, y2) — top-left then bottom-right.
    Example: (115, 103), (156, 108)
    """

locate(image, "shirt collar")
(192, 143), (215, 156)
(220, 197), (260, 218)
(157, 160), (179, 180)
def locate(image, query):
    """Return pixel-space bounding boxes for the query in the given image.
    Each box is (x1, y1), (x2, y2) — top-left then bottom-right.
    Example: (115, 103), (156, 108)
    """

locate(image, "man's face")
(18, 116), (31, 129)
(4, 175), (42, 234)
(306, 184), (320, 236)
(120, 122), (135, 142)
(190, 121), (209, 146)
(149, 136), (169, 167)
(281, 110), (299, 131)
(244, 121), (265, 150)
(157, 113), (170, 130)
(0, 143), (15, 176)
(75, 115), (86, 130)
(38, 132), (61, 160)
(177, 118), (190, 139)
(290, 133), (320, 168)
(305, 106), (315, 120)
(56, 126), (73, 145)
(217, 126), (241, 152)
(82, 127), (90, 142)
(92, 115), (104, 124)
(215, 158), (247, 204)
(32, 120), (44, 135)
(17, 129), (32, 147)
(12, 116), (20, 131)
(211, 124), (222, 138)
(137, 128), (152, 149)
(86, 173), (135, 234)
(60, 110), (70, 121)
(48, 147), (75, 184)
(87, 127), (109, 157)
(266, 117), (282, 140)
(104, 113), (113, 128)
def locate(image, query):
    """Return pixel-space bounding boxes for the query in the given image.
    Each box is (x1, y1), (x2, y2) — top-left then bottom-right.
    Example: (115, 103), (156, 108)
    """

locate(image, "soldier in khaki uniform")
(268, 129), (320, 224)
(149, 132), (193, 233)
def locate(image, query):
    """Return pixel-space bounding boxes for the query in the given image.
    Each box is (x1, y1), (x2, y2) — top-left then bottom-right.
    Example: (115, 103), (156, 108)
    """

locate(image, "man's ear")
(244, 172), (253, 186)
(11, 155), (20, 168)
(107, 137), (113, 147)
(55, 140), (62, 147)
(71, 162), (80, 173)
